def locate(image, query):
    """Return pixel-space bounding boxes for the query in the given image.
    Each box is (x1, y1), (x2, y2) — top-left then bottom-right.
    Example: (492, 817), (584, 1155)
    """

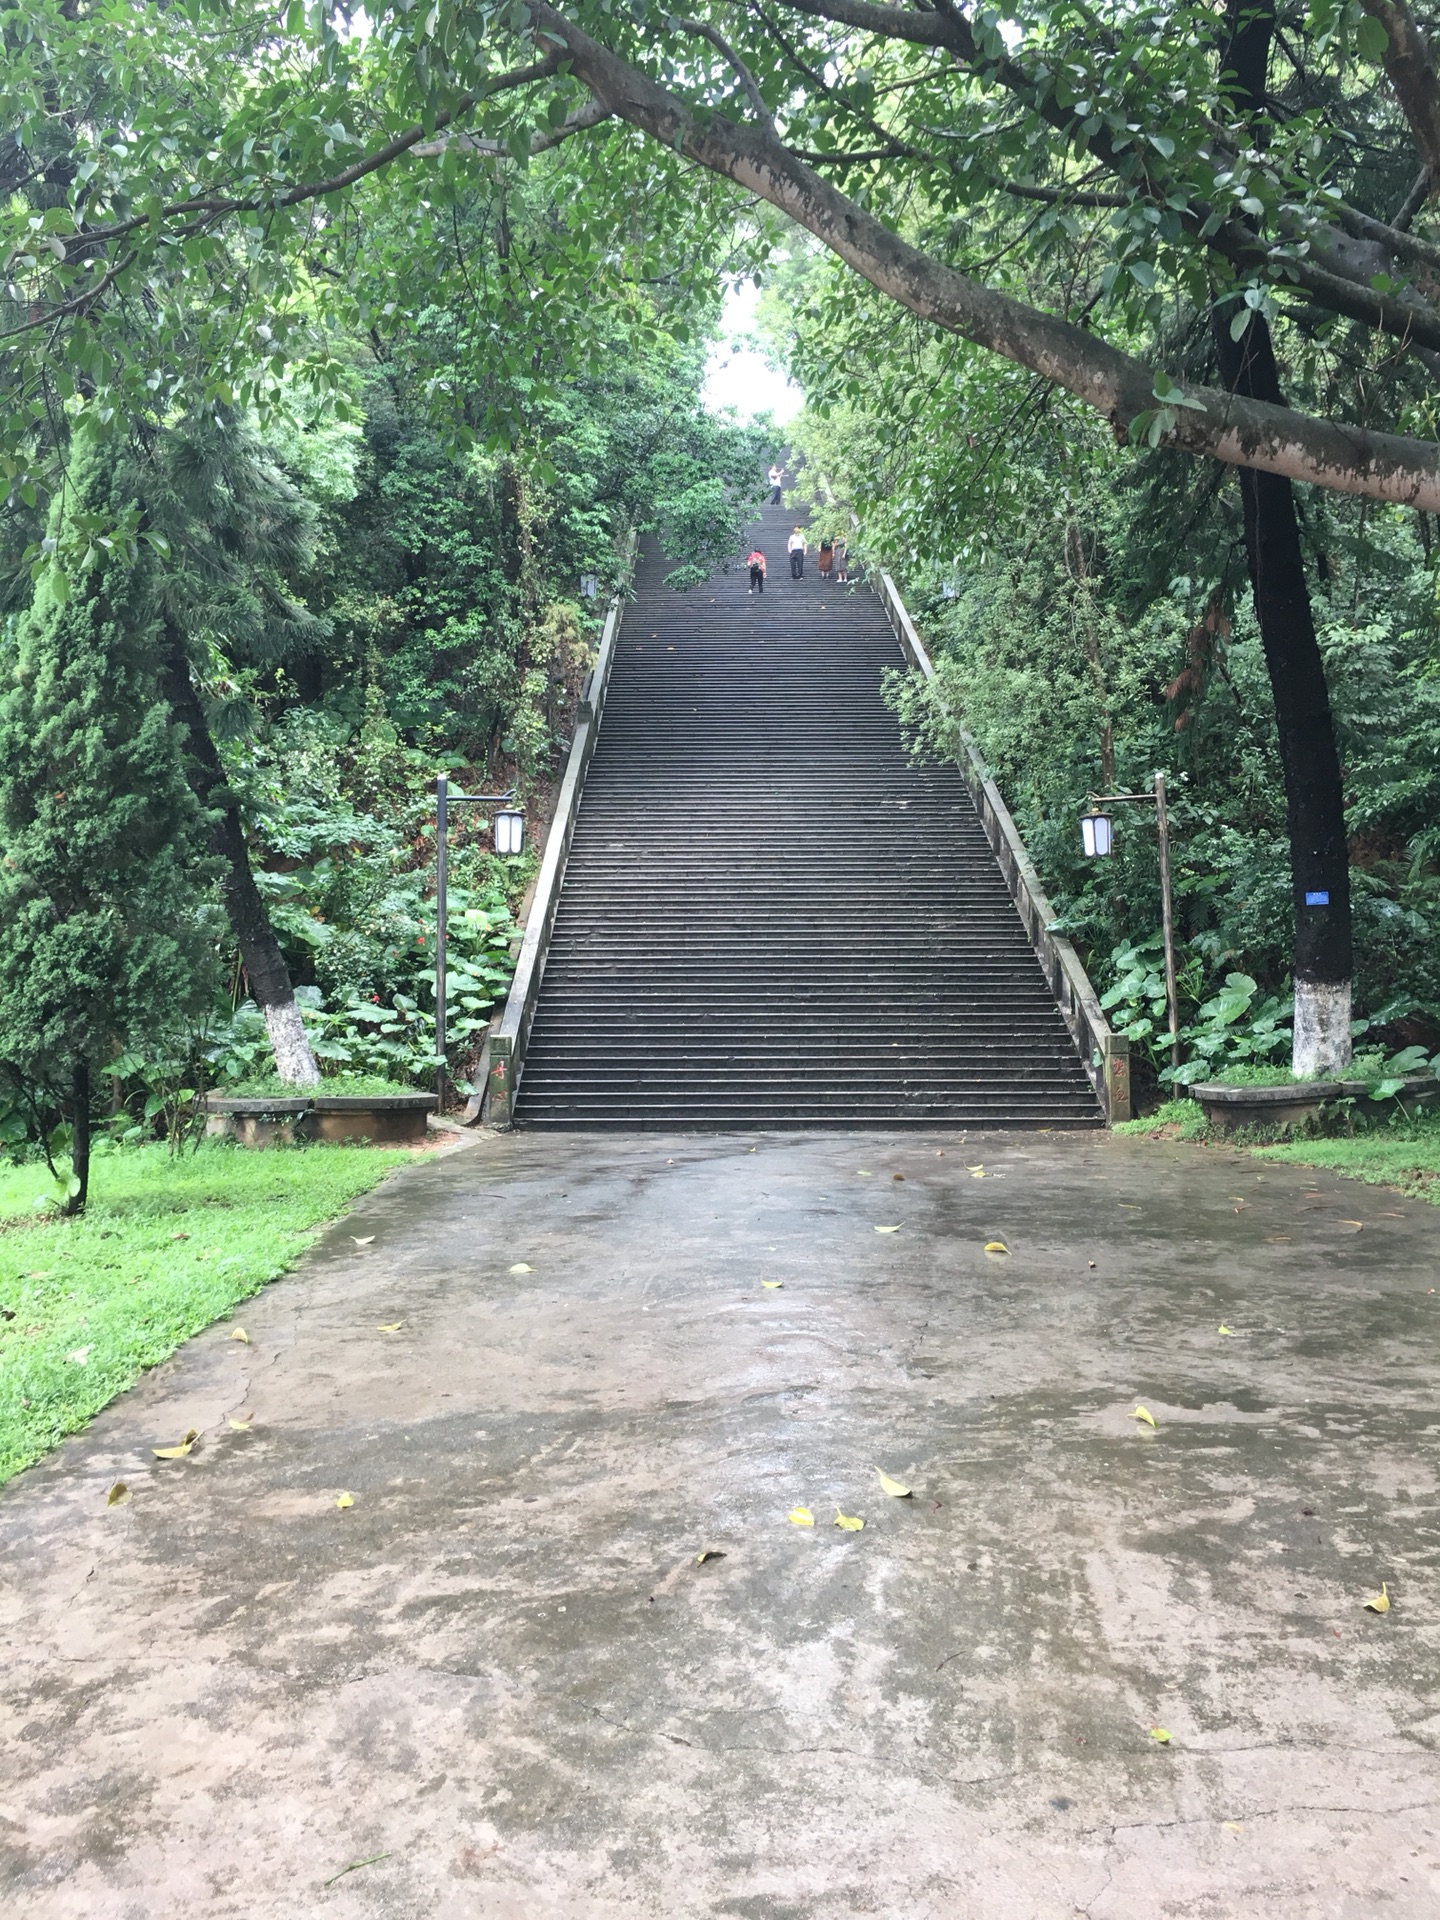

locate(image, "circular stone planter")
(1194, 1073), (1437, 1132)
(309, 1094), (438, 1145)
(203, 1092), (438, 1147)
(203, 1096), (313, 1148)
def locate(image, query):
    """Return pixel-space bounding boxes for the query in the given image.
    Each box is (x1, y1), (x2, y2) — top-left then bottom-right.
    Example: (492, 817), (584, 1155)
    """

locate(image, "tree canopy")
(13, 0), (1440, 517)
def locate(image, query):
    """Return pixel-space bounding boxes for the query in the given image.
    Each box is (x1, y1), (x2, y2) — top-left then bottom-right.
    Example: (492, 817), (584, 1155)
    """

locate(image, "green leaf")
(1355, 14), (1390, 61)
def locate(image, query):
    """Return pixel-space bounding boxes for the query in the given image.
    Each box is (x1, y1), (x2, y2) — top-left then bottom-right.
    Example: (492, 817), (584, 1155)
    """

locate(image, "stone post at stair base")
(1103, 1033), (1131, 1125)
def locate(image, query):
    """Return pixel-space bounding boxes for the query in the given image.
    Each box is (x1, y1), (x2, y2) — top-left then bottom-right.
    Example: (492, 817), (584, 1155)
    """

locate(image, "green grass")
(1115, 1098), (1209, 1140)
(0, 1140), (410, 1484)
(1252, 1122), (1440, 1203)
(214, 1071), (419, 1098)
(1118, 1099), (1440, 1203)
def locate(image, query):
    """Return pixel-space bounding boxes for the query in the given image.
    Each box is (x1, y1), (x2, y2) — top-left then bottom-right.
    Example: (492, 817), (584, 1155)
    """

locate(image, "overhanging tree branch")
(675, 17), (776, 128)
(412, 97), (613, 159)
(767, 0), (1440, 362)
(1360, 0), (1440, 186)
(525, 0), (1440, 511)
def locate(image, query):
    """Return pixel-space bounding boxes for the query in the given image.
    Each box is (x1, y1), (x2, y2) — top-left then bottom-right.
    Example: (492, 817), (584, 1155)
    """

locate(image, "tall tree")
(1211, 0), (1353, 1071)
(136, 417), (328, 1085)
(0, 433), (216, 1210)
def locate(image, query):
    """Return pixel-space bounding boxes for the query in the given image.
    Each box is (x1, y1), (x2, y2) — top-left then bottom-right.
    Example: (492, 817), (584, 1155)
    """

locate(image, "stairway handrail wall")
(484, 551), (632, 1126)
(872, 570), (1131, 1125)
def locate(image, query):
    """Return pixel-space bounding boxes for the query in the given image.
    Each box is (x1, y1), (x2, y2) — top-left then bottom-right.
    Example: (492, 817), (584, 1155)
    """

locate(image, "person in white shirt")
(769, 463), (784, 504)
(787, 527), (807, 578)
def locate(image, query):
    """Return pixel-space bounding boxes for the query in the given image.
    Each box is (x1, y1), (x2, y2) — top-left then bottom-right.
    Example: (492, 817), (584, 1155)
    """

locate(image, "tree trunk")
(65, 1058), (90, 1216)
(1213, 318), (1353, 1074)
(1215, 0), (1353, 1077)
(160, 632), (321, 1086)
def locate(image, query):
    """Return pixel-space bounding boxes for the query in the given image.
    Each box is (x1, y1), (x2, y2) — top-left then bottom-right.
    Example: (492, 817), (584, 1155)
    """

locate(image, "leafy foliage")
(784, 270), (1440, 1086)
(0, 435), (217, 1187)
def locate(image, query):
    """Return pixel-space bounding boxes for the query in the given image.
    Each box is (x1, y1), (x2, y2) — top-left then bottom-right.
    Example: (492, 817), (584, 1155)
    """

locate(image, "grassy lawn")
(1119, 1101), (1440, 1204)
(1251, 1129), (1440, 1202)
(0, 1141), (410, 1486)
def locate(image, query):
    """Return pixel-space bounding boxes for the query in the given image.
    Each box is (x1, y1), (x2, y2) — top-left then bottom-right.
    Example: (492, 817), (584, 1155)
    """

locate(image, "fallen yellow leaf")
(1218, 1323), (1235, 1336)
(874, 1468), (912, 1498)
(788, 1506), (815, 1527)
(227, 1416), (252, 1431)
(1364, 1582), (1391, 1614)
(1149, 1726), (1172, 1744)
(1339, 1220), (1363, 1230)
(966, 1165), (985, 1177)
(351, 1235), (375, 1247)
(762, 1280), (783, 1289)
(874, 1225), (901, 1234)
(857, 1169), (872, 1176)
(983, 1240), (1009, 1255)
(1221, 1822), (1244, 1834)
(376, 1321), (403, 1332)
(230, 1327), (250, 1344)
(1131, 1405), (1157, 1429)
(335, 1491), (355, 1510)
(695, 1549), (726, 1564)
(834, 1510), (865, 1532)
(509, 1262), (533, 1274)
(106, 1481), (130, 1507)
(152, 1428), (199, 1460)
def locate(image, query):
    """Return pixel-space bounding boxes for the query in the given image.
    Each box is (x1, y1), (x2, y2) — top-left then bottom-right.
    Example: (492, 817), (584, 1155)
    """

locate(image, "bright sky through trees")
(703, 281), (802, 425)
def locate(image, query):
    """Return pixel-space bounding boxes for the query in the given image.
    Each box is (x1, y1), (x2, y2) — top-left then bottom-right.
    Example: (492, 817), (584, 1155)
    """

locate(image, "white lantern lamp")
(1080, 808), (1114, 858)
(494, 808), (525, 857)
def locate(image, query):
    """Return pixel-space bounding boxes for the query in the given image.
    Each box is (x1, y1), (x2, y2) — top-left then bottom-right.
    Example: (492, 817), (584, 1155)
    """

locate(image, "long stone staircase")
(512, 496), (1103, 1128)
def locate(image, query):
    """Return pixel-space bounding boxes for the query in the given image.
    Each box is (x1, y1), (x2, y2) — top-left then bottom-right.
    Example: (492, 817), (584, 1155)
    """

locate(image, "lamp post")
(1081, 773), (1180, 1073)
(435, 774), (524, 1107)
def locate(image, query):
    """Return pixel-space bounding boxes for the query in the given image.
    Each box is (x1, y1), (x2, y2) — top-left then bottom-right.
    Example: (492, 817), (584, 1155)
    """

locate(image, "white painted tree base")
(263, 998), (321, 1086)
(1293, 978), (1352, 1078)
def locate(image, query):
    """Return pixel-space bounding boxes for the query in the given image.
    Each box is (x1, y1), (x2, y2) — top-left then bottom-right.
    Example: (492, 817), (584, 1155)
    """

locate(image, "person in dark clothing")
(747, 548), (767, 593)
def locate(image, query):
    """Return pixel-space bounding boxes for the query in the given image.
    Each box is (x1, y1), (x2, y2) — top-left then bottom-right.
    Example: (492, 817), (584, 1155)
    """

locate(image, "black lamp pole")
(435, 774), (518, 1108)
(1086, 773), (1180, 1073)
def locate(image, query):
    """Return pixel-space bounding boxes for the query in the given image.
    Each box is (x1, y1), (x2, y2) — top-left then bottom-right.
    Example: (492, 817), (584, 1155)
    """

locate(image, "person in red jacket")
(747, 548), (767, 593)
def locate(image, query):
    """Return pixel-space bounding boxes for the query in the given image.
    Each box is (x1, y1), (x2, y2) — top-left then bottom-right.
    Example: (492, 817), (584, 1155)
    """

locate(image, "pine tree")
(0, 433), (216, 1212)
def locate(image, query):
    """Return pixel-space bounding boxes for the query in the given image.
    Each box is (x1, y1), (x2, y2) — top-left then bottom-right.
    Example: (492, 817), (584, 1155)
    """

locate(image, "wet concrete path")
(2, 1128), (1438, 1917)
